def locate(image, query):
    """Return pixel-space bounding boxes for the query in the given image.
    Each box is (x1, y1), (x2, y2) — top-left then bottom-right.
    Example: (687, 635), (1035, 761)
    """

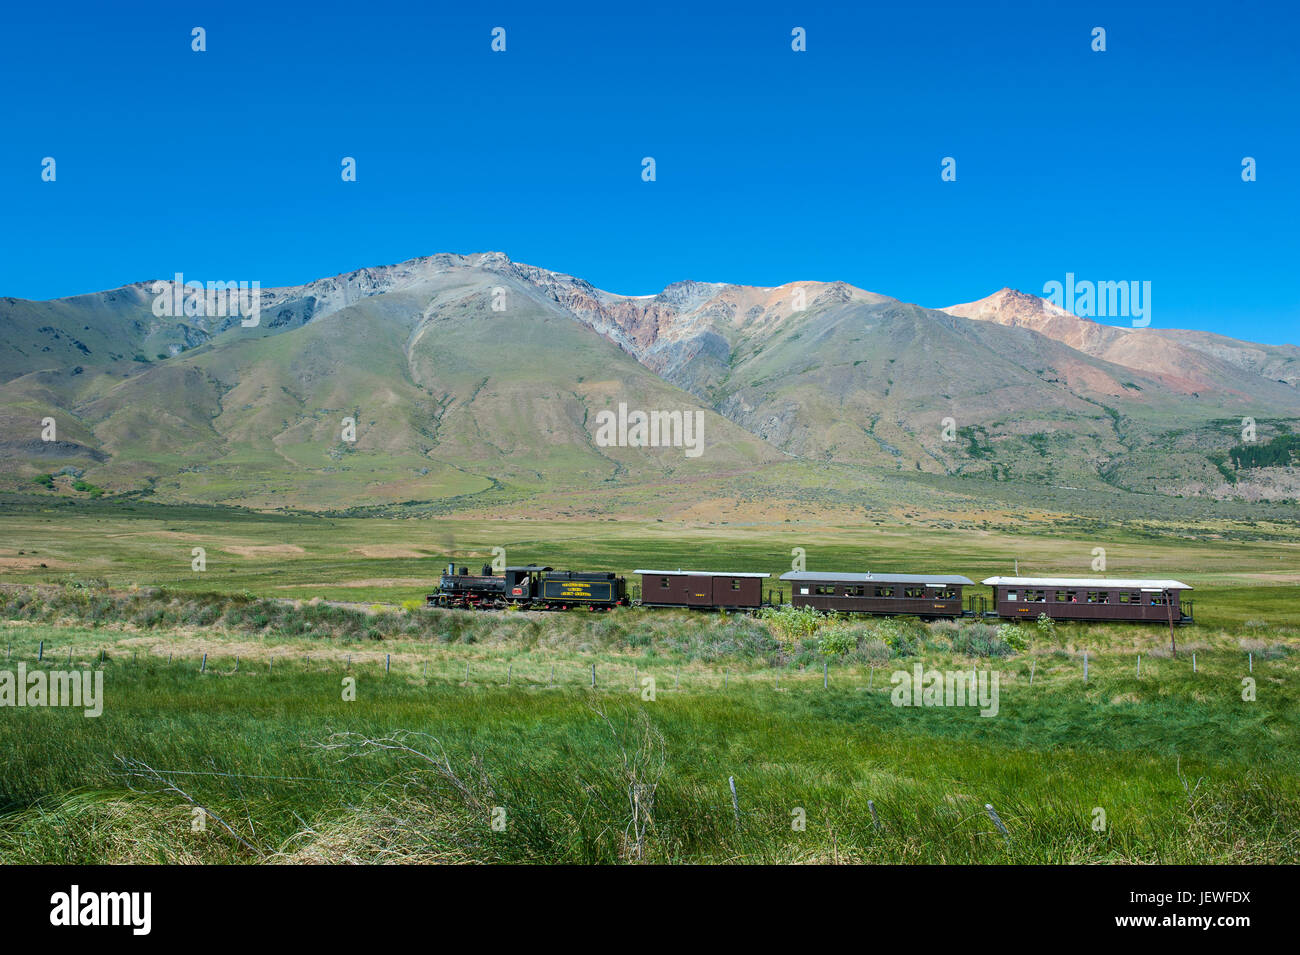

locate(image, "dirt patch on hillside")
(351, 546), (430, 558)
(0, 555), (68, 570)
(222, 544), (306, 557)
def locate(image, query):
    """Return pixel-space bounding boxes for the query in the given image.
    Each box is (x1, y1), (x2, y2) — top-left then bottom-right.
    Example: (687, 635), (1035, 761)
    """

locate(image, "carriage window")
(1025, 589), (1045, 602)
(799, 587), (809, 595)
(816, 585), (834, 595)
(1055, 591), (1067, 602)
(1150, 593), (1167, 605)
(731, 579), (742, 590)
(1086, 591), (1109, 604)
(1118, 592), (1131, 603)
(1006, 591), (1018, 602)
(904, 587), (925, 598)
(845, 585), (865, 596)
(936, 588), (957, 599)
(875, 587), (894, 597)
(660, 577), (670, 588)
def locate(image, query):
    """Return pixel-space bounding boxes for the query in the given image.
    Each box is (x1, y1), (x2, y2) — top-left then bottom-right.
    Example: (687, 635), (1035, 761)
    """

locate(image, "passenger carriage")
(779, 571), (974, 618)
(982, 576), (1194, 624)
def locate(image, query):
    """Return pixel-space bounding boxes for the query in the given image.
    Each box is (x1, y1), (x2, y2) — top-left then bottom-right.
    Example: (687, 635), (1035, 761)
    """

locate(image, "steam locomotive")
(429, 563), (629, 610)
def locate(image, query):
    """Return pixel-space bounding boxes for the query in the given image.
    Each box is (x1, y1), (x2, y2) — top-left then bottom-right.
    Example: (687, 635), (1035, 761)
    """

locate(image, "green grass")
(1, 498), (1296, 864)
(0, 587), (1297, 864)
(1, 496), (1297, 625)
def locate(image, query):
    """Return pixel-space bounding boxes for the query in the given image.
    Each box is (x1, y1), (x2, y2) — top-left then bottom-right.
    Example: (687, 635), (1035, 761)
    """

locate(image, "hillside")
(1, 252), (1297, 513)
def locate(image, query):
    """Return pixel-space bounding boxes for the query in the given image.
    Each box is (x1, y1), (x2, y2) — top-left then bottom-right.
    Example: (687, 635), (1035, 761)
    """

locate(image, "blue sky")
(2, 0), (1296, 343)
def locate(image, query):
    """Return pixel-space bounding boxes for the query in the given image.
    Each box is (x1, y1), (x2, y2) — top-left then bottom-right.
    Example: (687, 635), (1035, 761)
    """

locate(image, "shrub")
(757, 605), (825, 643)
(817, 627), (857, 656)
(1035, 612), (1056, 641)
(996, 623), (1030, 652)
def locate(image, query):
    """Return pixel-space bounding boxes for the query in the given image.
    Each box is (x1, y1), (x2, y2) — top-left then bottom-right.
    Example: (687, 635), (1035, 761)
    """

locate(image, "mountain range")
(2, 251), (1297, 515)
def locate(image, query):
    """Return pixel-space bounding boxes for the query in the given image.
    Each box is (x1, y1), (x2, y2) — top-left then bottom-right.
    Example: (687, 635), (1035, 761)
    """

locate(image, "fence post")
(508, 664), (512, 685)
(824, 660), (828, 688)
(1192, 652), (1196, 674)
(729, 776), (741, 825)
(985, 803), (1010, 846)
(235, 654), (239, 672)
(385, 654), (390, 674)
(1249, 652), (1253, 673)
(1136, 654), (1140, 678)
(868, 799), (881, 831)
(38, 640), (44, 662)
(1083, 651), (1089, 683)
(200, 653), (207, 673)
(1029, 659), (1035, 685)
(591, 663), (596, 688)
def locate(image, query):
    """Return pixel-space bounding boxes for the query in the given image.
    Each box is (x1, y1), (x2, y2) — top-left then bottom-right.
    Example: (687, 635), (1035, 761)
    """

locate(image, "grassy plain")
(0, 496), (1295, 864)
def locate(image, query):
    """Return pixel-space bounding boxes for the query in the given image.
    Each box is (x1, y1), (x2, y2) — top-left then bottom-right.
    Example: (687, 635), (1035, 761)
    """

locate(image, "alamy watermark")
(151, 273), (261, 327)
(1042, 272), (1151, 327)
(890, 663), (999, 717)
(0, 664), (103, 717)
(50, 885), (150, 935)
(593, 402), (703, 458)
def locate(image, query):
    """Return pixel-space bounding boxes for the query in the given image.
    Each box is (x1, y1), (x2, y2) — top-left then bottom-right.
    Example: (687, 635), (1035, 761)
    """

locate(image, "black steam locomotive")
(428, 563), (629, 611)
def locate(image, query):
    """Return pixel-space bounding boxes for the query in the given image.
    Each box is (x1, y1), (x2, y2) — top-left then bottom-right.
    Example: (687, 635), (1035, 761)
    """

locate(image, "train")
(428, 561), (1195, 624)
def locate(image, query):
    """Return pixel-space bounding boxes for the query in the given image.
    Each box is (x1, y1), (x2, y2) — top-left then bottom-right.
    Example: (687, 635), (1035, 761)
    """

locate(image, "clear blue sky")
(2, 0), (1296, 344)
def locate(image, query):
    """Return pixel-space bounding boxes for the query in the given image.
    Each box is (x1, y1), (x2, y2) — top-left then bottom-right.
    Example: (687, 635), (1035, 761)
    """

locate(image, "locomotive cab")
(503, 565), (551, 602)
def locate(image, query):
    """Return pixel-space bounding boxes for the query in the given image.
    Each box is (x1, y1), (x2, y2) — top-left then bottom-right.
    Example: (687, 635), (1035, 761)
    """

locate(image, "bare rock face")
(942, 288), (1300, 397)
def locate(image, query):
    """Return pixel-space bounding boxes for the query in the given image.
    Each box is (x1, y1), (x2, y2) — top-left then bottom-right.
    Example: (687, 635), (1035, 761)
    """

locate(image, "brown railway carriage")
(634, 570), (770, 610)
(780, 571), (974, 617)
(983, 576), (1194, 624)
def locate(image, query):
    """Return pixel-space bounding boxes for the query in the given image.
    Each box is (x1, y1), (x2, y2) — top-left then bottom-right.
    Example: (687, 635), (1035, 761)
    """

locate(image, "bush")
(757, 605), (825, 643)
(947, 622), (1021, 657)
(1035, 612), (1056, 641)
(817, 627), (857, 656)
(996, 624), (1029, 652)
(872, 618), (923, 657)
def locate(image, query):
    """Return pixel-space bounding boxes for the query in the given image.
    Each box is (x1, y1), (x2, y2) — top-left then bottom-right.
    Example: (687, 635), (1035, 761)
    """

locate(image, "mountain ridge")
(2, 251), (1296, 511)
